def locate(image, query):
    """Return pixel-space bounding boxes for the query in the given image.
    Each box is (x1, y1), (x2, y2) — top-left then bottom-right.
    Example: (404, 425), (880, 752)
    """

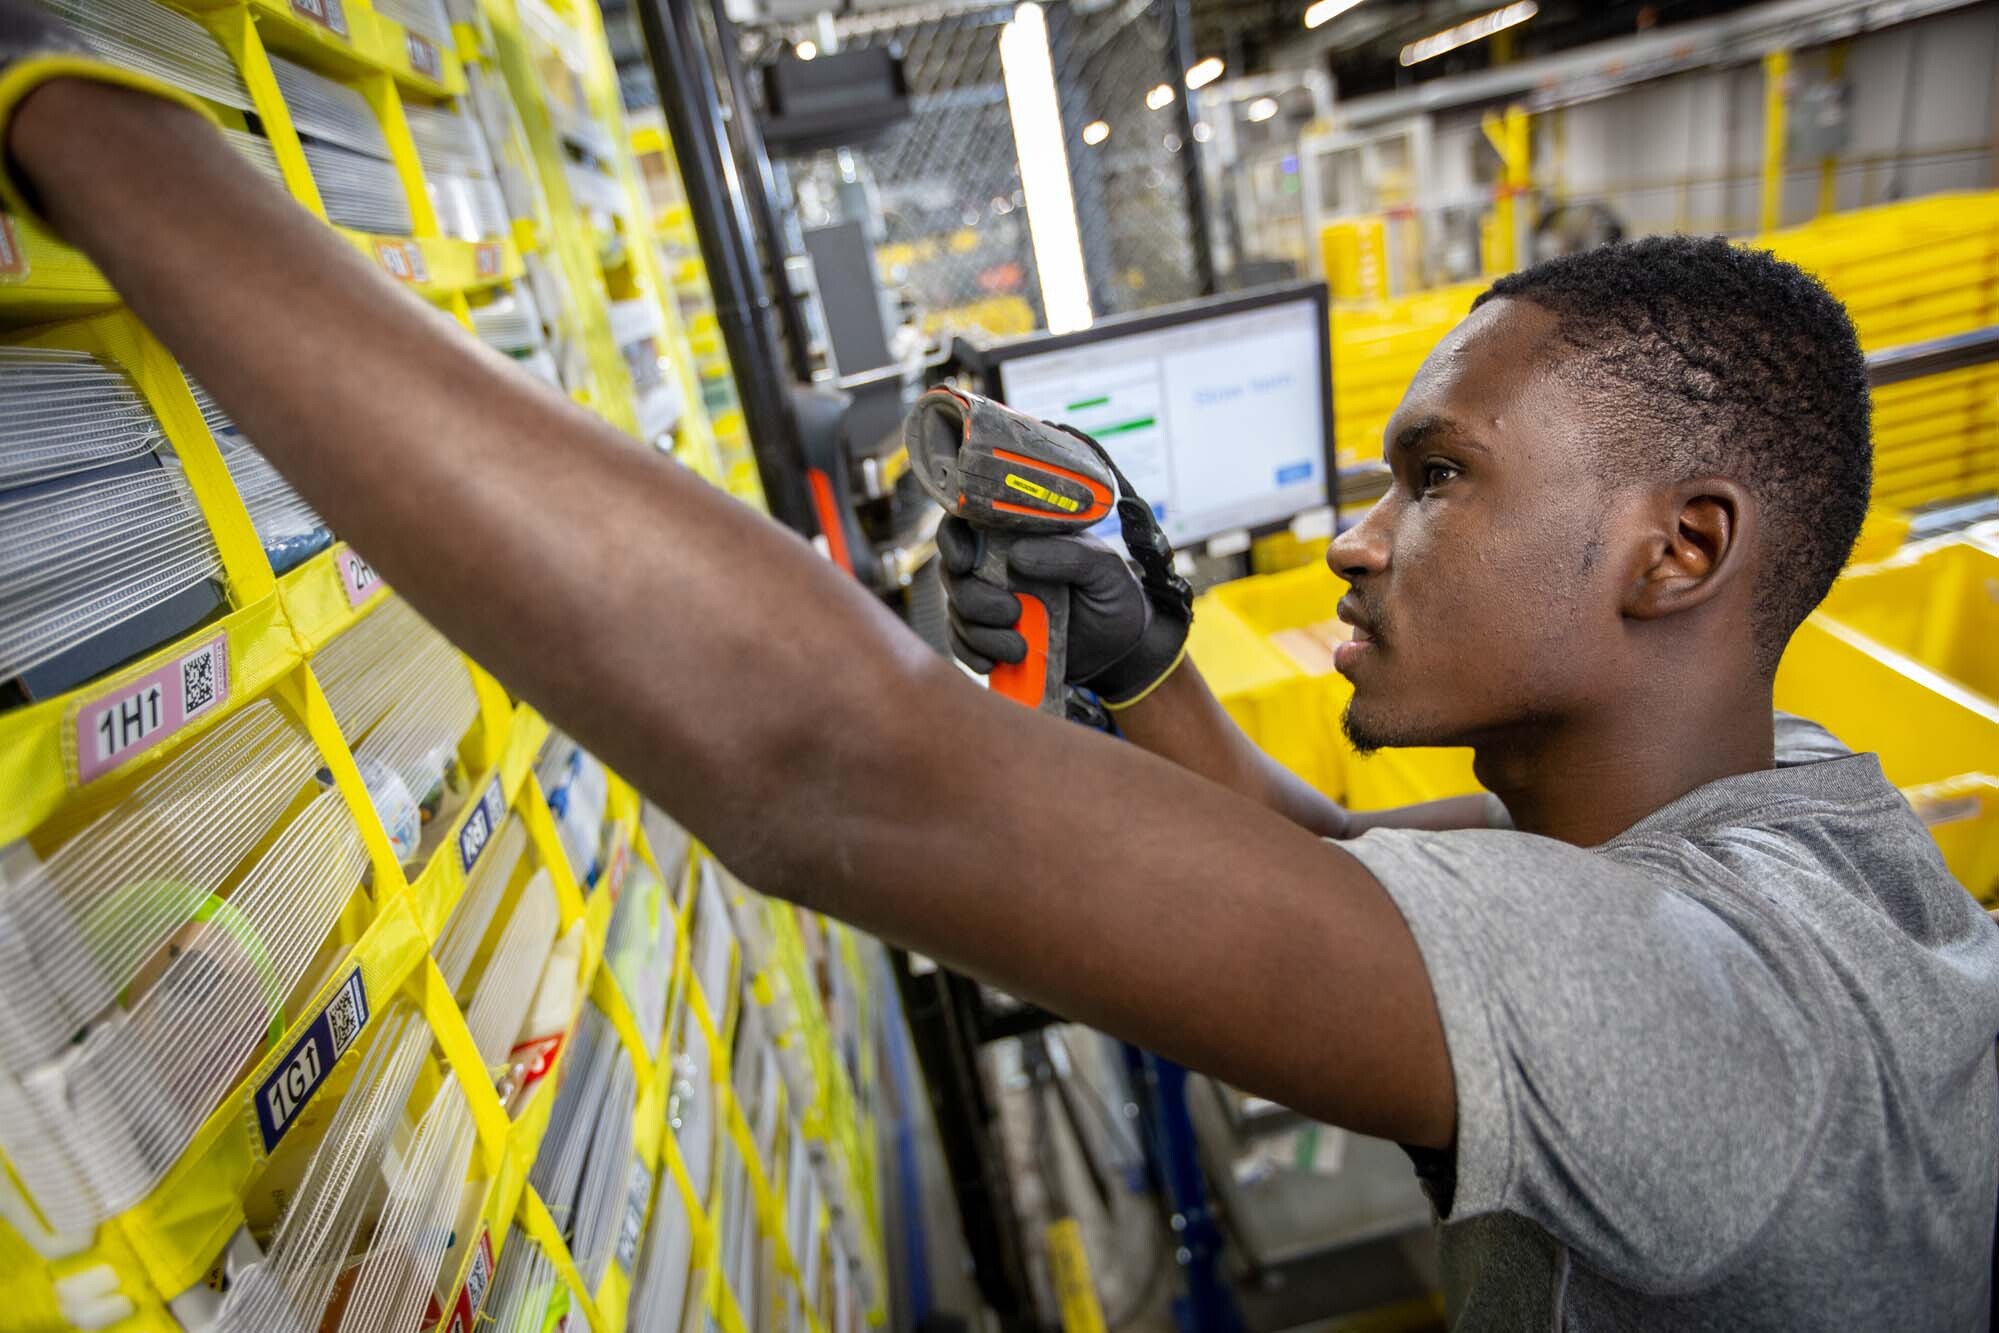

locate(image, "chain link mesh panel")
(740, 0), (1209, 339)
(1047, 0), (1205, 317)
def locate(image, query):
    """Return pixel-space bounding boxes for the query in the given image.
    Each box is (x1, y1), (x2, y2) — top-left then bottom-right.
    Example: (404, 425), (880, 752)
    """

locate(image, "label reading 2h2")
(257, 969), (369, 1153)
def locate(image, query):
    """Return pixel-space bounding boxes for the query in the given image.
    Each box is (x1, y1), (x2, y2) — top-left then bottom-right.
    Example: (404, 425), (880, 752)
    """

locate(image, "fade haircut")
(1475, 235), (1872, 673)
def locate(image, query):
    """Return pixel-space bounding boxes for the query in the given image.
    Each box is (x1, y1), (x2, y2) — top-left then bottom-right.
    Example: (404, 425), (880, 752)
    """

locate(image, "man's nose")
(1327, 498), (1392, 581)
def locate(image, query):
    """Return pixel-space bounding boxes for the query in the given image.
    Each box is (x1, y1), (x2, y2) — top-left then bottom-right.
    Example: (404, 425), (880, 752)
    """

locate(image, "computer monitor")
(977, 282), (1334, 551)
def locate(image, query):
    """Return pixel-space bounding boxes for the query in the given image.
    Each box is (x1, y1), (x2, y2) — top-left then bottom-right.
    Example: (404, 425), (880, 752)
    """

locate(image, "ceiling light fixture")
(1302, 0), (1366, 31)
(1145, 83), (1176, 111)
(1400, 0), (1538, 66)
(1185, 56), (1223, 89)
(1082, 119), (1110, 145)
(795, 39), (817, 59)
(1246, 96), (1279, 123)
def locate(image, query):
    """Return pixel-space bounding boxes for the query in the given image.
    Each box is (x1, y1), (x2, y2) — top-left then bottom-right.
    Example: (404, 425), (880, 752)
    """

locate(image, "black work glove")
(938, 504), (1193, 708)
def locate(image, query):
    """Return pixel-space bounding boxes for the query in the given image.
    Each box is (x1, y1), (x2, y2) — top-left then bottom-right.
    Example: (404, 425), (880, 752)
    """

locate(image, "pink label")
(407, 30), (443, 81)
(290, 0), (348, 37)
(337, 548), (384, 608)
(372, 239), (430, 284)
(0, 216), (28, 282)
(75, 634), (230, 785)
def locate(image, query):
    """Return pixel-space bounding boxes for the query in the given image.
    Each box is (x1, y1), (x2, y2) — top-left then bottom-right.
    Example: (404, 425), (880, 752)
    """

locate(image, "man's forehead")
(1384, 299), (1571, 450)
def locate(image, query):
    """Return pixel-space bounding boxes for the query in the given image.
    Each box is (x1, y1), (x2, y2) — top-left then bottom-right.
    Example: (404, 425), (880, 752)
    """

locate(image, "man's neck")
(1470, 683), (1777, 846)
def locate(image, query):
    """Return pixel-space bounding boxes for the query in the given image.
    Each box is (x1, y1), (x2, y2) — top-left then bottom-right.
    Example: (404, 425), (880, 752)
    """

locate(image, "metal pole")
(633, 0), (816, 535)
(1160, 0), (1217, 296)
(1760, 47), (1790, 233)
(702, 0), (816, 382)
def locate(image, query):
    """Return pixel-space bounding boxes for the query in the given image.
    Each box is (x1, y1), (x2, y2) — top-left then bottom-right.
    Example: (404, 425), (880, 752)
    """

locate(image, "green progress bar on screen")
(1093, 417), (1156, 437)
(1066, 395), (1111, 411)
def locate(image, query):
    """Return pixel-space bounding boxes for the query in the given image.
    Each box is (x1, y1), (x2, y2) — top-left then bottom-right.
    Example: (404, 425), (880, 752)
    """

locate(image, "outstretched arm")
(11, 79), (1454, 1146)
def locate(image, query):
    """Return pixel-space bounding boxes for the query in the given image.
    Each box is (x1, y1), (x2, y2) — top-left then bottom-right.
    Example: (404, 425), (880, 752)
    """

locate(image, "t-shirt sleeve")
(1343, 826), (1832, 1292)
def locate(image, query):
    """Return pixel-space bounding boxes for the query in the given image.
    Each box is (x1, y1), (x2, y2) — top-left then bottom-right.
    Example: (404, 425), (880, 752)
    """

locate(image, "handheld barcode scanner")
(904, 386), (1117, 713)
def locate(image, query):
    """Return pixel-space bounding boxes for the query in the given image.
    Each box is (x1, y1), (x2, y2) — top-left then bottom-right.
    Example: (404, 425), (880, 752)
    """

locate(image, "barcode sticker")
(457, 775), (506, 874)
(406, 30), (443, 80)
(74, 634), (230, 785)
(443, 1227), (494, 1333)
(336, 548), (383, 608)
(256, 969), (368, 1153)
(474, 242), (505, 278)
(290, 0), (349, 37)
(372, 238), (431, 285)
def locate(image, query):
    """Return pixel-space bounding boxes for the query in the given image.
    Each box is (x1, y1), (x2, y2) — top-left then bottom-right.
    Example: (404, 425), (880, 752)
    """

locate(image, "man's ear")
(1622, 479), (1753, 621)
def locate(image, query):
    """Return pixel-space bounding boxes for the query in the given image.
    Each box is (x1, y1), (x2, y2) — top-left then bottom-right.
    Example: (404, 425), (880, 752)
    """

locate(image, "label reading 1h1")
(457, 775), (507, 874)
(75, 634), (230, 785)
(257, 969), (369, 1153)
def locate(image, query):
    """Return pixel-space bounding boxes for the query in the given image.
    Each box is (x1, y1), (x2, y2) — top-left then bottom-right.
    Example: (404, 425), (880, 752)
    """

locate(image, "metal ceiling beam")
(1320, 0), (1984, 126)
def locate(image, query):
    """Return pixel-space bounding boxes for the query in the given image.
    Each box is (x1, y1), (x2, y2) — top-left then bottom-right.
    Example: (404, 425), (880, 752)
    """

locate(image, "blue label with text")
(257, 969), (369, 1153)
(457, 776), (507, 875)
(1275, 461), (1314, 486)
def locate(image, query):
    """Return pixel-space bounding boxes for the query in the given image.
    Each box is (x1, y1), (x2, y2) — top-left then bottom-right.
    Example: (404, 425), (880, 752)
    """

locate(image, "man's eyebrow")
(1385, 415), (1488, 458)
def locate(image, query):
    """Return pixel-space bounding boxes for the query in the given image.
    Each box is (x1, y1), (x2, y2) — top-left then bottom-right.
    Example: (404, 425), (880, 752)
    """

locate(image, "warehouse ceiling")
(1191, 0), (1770, 92)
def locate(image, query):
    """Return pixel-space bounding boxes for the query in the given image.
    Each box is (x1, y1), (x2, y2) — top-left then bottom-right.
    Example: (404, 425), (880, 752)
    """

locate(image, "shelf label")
(372, 238), (430, 285)
(457, 775), (506, 875)
(257, 968), (368, 1153)
(473, 241), (505, 278)
(616, 1159), (650, 1271)
(289, 0), (349, 38)
(336, 547), (384, 608)
(406, 29), (443, 81)
(441, 1227), (494, 1333)
(0, 216), (27, 284)
(74, 633), (230, 785)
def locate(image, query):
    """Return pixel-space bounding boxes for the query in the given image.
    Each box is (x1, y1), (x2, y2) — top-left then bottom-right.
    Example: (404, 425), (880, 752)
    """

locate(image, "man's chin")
(1340, 697), (1446, 756)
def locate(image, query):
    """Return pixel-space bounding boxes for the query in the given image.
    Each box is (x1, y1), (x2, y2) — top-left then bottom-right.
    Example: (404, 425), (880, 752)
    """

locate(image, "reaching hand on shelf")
(0, 42), (1457, 1150)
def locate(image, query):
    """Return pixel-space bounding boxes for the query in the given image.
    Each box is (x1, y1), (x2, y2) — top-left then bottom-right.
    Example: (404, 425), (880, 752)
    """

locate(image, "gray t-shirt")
(1344, 716), (1999, 1329)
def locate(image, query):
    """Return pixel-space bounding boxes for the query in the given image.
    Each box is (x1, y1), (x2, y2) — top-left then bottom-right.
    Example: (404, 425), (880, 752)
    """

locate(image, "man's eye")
(1420, 461), (1460, 493)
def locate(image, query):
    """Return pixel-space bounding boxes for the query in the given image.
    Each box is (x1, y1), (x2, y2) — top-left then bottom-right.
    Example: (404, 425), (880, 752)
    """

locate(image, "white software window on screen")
(997, 300), (1325, 546)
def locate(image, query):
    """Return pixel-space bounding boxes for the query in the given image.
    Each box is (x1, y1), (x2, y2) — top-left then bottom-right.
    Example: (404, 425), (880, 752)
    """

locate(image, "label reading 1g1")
(257, 969), (369, 1153)
(75, 634), (230, 785)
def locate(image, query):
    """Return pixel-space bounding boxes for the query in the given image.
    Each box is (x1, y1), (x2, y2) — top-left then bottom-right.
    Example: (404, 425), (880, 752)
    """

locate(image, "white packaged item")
(0, 700), (368, 1242)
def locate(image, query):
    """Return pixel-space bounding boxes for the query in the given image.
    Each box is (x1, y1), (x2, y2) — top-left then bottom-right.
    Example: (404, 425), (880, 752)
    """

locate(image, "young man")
(0, 16), (1993, 1324)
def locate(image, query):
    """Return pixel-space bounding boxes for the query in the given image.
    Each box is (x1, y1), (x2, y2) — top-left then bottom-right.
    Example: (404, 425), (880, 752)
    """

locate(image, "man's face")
(1329, 297), (1629, 753)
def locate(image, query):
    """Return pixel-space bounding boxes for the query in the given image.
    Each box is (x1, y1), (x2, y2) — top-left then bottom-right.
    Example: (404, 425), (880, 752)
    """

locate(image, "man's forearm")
(1113, 659), (1352, 838)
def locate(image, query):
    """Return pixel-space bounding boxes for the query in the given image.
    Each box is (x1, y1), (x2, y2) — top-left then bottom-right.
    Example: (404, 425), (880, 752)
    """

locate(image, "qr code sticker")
(182, 648), (217, 715)
(325, 973), (366, 1055)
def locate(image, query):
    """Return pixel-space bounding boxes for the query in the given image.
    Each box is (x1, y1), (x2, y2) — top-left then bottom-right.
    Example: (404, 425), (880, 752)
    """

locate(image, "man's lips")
(1335, 596), (1380, 674)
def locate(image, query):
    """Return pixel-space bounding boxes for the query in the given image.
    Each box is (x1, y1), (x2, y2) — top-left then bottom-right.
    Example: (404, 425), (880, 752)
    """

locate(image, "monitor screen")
(989, 291), (1331, 549)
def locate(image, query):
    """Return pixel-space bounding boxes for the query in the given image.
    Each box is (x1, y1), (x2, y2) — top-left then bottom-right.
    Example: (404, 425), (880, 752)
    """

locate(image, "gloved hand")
(938, 513), (1192, 709)
(0, 0), (217, 218)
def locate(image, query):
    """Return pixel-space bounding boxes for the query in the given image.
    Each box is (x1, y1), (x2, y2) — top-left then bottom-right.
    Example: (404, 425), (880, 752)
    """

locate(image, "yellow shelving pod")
(0, 2), (891, 1330)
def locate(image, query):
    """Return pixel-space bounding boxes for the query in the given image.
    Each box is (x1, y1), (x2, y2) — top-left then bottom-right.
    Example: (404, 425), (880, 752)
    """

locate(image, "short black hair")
(1475, 234), (1872, 673)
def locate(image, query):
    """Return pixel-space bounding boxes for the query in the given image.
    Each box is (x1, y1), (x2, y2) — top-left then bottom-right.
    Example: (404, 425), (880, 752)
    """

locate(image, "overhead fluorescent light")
(1303, 0), (1366, 31)
(1082, 119), (1110, 145)
(1145, 83), (1176, 111)
(794, 39), (817, 59)
(1185, 56), (1223, 89)
(1401, 1), (1538, 66)
(1246, 96), (1278, 123)
(1000, 3), (1093, 334)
